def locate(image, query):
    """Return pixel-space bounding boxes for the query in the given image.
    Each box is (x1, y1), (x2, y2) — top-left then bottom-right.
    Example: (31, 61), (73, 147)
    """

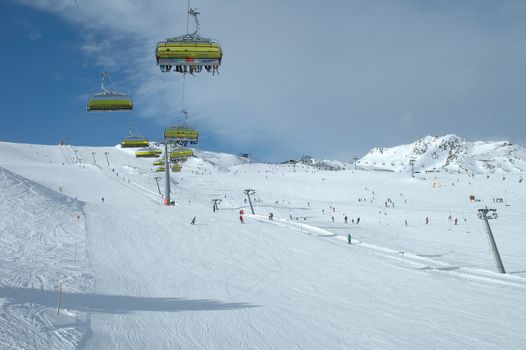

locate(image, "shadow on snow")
(0, 286), (259, 314)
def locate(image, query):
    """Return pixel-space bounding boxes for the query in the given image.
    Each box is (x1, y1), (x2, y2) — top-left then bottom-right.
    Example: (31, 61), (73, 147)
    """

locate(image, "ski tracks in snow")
(0, 167), (93, 350)
(248, 215), (526, 290)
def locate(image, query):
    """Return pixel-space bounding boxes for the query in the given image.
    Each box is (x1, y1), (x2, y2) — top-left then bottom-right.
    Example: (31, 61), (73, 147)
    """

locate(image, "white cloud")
(13, 0), (526, 160)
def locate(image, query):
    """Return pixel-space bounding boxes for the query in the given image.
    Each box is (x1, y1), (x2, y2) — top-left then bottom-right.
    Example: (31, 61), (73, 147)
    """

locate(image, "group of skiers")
(385, 198), (395, 208)
(160, 64), (220, 75)
(423, 216), (461, 225)
(343, 215), (360, 224)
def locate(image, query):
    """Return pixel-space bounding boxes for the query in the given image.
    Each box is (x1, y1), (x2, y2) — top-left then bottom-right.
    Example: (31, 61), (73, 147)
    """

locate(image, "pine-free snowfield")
(1, 142), (525, 349)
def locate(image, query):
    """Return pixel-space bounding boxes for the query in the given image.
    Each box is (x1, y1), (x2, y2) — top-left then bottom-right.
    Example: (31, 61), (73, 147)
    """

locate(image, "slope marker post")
(56, 282), (62, 318)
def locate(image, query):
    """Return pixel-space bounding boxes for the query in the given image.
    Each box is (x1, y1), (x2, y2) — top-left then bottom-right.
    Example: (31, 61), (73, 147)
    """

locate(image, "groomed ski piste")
(1, 140), (525, 349)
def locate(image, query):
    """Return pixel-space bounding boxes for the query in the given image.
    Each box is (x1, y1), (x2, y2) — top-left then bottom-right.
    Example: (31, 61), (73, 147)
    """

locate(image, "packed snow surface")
(1, 140), (526, 349)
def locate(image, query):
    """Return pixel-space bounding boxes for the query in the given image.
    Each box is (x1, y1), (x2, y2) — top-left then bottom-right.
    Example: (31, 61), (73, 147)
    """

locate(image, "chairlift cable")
(75, 0), (133, 113)
(186, 0), (191, 34)
(72, 0), (117, 91)
(181, 0), (190, 113)
(127, 118), (146, 139)
(181, 73), (186, 113)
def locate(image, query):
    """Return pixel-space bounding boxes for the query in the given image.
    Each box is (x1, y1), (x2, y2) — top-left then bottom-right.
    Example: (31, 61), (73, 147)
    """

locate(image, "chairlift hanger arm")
(100, 71), (108, 92)
(188, 8), (200, 37)
(166, 8), (205, 41)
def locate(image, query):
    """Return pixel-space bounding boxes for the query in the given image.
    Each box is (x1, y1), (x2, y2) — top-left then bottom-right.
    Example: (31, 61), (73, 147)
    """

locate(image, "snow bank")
(0, 167), (93, 350)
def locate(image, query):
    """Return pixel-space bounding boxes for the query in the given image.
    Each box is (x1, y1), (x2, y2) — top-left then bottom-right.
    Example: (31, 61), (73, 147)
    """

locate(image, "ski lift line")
(186, 0), (191, 34)
(181, 73), (186, 113)
(120, 121), (149, 147)
(156, 4), (222, 73)
(87, 92), (133, 111)
(95, 71), (128, 96)
(127, 122), (135, 137)
(127, 120), (147, 140)
(125, 113), (150, 146)
(86, 71), (132, 111)
(72, 0), (118, 91)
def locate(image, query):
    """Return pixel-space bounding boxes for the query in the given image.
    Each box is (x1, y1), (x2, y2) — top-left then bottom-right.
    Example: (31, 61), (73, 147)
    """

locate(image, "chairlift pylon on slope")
(121, 123), (149, 148)
(156, 8), (222, 74)
(164, 111), (199, 145)
(87, 72), (133, 112)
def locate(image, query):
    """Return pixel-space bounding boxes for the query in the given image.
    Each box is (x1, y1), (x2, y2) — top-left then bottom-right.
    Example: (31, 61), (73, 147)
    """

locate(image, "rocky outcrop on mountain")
(359, 135), (526, 173)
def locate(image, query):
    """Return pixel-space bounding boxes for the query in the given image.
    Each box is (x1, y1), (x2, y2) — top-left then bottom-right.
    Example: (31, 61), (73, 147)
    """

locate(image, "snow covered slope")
(0, 167), (93, 349)
(359, 134), (526, 173)
(1, 140), (526, 349)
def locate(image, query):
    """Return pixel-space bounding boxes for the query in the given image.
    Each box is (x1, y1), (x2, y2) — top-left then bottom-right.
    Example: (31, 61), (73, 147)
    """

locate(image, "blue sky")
(1, 2), (134, 145)
(0, 0), (243, 158)
(1, 0), (526, 161)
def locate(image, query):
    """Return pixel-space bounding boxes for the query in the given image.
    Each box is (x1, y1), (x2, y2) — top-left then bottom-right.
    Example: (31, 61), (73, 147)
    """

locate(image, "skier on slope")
(347, 233), (352, 244)
(240, 214), (244, 224)
(191, 217), (196, 225)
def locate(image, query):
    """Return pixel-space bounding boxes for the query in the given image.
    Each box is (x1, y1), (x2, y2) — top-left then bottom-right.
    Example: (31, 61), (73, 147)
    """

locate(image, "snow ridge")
(359, 134), (526, 173)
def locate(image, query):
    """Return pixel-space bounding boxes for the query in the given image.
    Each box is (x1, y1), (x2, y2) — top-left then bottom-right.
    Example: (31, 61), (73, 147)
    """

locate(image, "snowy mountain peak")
(359, 135), (526, 173)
